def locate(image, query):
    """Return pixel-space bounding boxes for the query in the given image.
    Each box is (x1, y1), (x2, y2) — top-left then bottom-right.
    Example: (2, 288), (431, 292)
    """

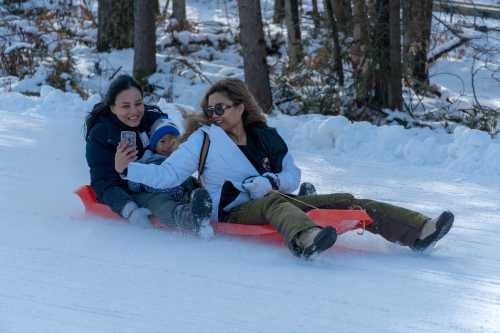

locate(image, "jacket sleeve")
(126, 130), (203, 189)
(276, 152), (301, 194)
(86, 124), (134, 215)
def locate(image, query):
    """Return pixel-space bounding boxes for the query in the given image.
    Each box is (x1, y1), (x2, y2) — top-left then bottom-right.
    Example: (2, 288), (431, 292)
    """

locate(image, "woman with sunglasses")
(116, 78), (454, 258)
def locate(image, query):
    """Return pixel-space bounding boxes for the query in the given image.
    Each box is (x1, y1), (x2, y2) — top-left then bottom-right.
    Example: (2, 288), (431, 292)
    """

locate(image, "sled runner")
(75, 185), (373, 242)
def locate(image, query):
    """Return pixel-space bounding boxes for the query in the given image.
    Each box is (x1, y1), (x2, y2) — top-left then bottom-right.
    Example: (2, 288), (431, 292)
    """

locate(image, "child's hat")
(149, 117), (180, 149)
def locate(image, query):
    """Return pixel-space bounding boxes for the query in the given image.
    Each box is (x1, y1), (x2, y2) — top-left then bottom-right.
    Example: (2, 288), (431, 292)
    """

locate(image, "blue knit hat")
(149, 117), (180, 150)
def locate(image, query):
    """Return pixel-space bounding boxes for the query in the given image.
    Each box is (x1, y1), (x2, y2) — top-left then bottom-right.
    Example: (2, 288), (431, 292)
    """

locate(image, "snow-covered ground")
(1, 0), (500, 332)
(0, 87), (499, 333)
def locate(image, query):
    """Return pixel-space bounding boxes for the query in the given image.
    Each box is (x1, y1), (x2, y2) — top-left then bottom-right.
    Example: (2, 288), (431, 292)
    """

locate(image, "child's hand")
(115, 140), (138, 174)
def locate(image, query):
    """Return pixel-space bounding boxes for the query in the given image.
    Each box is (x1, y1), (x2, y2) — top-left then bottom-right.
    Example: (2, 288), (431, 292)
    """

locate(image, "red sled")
(75, 185), (373, 243)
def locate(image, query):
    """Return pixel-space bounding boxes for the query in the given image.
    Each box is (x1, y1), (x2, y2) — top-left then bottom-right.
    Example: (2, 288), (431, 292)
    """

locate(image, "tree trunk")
(388, 0), (402, 110)
(311, 0), (321, 33)
(401, 0), (410, 61)
(273, 0), (285, 23)
(284, 0), (303, 69)
(406, 0), (433, 91)
(172, 0), (187, 24)
(351, 0), (369, 104)
(133, 0), (156, 83)
(153, 0), (160, 16)
(332, 0), (352, 36)
(324, 0), (344, 86)
(371, 0), (391, 108)
(237, 0), (273, 113)
(97, 0), (134, 52)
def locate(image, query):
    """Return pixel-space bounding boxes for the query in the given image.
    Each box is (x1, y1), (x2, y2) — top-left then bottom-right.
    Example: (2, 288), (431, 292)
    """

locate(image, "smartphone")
(120, 131), (136, 148)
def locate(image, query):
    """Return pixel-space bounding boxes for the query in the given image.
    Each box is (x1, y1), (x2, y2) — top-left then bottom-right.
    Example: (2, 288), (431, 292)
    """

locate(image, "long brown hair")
(180, 78), (267, 141)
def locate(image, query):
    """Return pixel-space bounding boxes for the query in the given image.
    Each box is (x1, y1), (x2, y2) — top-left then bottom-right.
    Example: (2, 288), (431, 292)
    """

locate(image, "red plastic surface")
(75, 185), (373, 241)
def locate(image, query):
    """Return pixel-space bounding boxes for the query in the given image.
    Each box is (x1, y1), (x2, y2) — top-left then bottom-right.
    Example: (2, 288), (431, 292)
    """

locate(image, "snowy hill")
(1, 0), (500, 332)
(1, 87), (499, 332)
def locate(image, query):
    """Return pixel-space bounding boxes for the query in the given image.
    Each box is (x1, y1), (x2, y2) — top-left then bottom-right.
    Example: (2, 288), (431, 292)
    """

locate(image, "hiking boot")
(190, 188), (214, 238)
(174, 188), (214, 238)
(289, 226), (337, 258)
(411, 211), (454, 252)
(298, 182), (317, 196)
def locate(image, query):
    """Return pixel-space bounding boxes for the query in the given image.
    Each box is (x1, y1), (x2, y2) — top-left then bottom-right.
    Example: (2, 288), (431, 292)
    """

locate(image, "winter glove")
(262, 172), (280, 190)
(242, 176), (273, 199)
(121, 201), (153, 228)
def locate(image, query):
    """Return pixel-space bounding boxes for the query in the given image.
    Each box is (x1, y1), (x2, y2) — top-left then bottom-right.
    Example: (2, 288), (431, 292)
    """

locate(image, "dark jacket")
(85, 108), (163, 215)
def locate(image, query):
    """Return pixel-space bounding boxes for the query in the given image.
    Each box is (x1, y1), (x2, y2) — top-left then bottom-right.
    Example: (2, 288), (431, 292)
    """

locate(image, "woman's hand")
(115, 140), (138, 174)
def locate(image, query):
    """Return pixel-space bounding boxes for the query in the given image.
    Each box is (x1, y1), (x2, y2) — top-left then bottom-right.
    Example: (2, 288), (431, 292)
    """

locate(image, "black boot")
(289, 226), (337, 258)
(411, 211), (454, 252)
(298, 182), (317, 196)
(174, 188), (214, 238)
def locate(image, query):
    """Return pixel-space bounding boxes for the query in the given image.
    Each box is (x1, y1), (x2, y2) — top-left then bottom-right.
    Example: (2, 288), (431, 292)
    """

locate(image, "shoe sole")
(412, 211), (454, 252)
(303, 226), (337, 258)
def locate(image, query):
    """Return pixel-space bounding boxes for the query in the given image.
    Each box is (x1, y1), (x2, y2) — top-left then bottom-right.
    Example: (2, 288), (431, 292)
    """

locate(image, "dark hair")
(84, 74), (144, 138)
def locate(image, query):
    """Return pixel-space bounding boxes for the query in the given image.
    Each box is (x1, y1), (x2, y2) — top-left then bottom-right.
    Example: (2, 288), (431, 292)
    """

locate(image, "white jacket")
(126, 125), (301, 220)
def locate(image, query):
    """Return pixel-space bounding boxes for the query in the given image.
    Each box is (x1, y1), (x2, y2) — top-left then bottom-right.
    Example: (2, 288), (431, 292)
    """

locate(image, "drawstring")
(270, 190), (319, 210)
(271, 190), (368, 235)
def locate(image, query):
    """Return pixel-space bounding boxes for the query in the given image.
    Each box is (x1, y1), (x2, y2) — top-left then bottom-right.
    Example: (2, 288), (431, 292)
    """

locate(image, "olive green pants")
(226, 192), (429, 247)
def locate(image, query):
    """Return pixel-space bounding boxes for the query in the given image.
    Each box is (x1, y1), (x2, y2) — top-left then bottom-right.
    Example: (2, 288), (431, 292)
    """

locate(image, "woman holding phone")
(85, 74), (211, 233)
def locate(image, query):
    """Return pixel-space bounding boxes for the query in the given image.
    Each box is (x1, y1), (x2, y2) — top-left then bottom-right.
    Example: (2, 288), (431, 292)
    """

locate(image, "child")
(128, 117), (198, 201)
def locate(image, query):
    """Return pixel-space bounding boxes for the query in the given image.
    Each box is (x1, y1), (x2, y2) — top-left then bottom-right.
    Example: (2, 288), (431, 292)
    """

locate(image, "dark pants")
(131, 192), (179, 226)
(226, 192), (428, 246)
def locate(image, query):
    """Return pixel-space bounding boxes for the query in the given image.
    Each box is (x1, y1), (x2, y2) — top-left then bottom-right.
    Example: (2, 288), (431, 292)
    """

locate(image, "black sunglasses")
(203, 103), (233, 117)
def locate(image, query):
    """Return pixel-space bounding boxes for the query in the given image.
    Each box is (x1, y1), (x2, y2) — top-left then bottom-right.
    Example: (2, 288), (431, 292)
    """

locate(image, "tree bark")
(284, 0), (303, 69)
(237, 0), (273, 113)
(332, 0), (352, 36)
(97, 0), (134, 52)
(388, 0), (402, 110)
(153, 0), (160, 16)
(351, 0), (369, 104)
(311, 0), (321, 33)
(324, 0), (344, 86)
(133, 0), (156, 83)
(273, 0), (285, 23)
(172, 0), (187, 24)
(401, 0), (410, 61)
(406, 0), (433, 90)
(371, 0), (391, 108)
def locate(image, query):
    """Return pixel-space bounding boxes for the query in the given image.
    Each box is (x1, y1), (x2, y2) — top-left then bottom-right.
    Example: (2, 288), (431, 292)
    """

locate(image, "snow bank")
(269, 113), (500, 182)
(1, 89), (498, 182)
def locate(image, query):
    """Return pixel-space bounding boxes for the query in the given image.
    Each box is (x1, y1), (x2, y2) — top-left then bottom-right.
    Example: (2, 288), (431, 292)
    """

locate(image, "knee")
(326, 193), (355, 209)
(265, 192), (288, 205)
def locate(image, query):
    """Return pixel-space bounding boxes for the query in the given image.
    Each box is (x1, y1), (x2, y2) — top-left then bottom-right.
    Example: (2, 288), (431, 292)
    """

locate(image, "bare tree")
(172, 0), (187, 25)
(273, 0), (285, 23)
(388, 0), (402, 109)
(351, 0), (370, 104)
(284, 0), (303, 69)
(406, 0), (433, 91)
(311, 0), (321, 33)
(332, 0), (352, 36)
(323, 0), (344, 86)
(133, 0), (156, 83)
(237, 0), (273, 113)
(97, 0), (134, 51)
